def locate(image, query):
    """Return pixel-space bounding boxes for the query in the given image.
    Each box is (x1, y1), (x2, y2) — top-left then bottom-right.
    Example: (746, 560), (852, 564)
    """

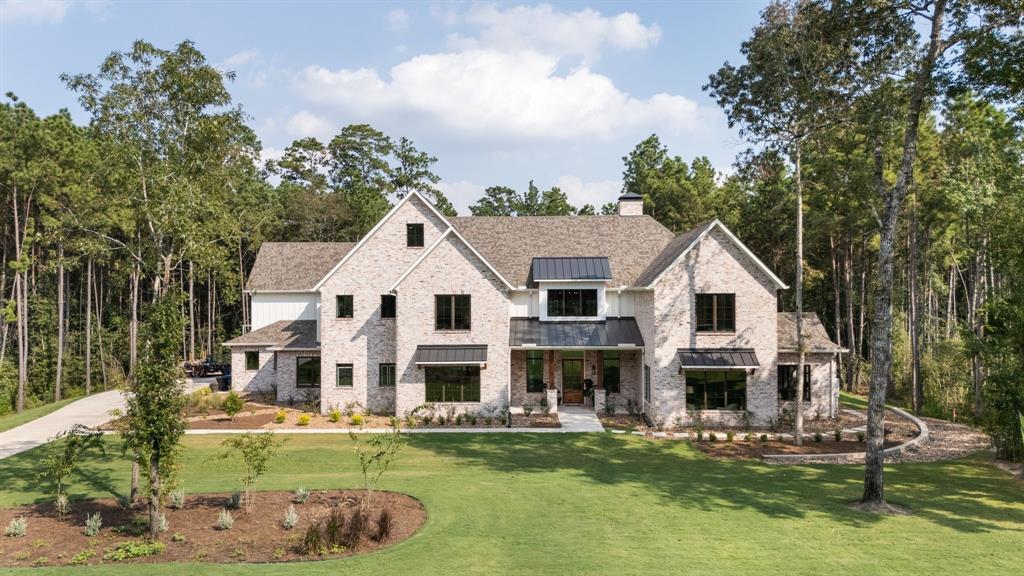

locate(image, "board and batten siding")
(507, 289), (637, 318)
(251, 292), (319, 331)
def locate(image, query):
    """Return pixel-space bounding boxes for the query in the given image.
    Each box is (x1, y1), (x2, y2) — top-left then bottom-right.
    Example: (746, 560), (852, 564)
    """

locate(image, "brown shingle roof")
(778, 312), (846, 353)
(246, 242), (355, 291)
(223, 320), (319, 349)
(450, 215), (676, 287)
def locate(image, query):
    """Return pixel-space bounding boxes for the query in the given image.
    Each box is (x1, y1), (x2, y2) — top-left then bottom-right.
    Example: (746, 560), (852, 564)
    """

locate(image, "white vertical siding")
(251, 292), (319, 330)
(618, 291), (636, 317)
(510, 291), (532, 317)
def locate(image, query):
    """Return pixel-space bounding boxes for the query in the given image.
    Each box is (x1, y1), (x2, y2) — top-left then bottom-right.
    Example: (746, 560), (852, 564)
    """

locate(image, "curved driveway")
(0, 390), (126, 459)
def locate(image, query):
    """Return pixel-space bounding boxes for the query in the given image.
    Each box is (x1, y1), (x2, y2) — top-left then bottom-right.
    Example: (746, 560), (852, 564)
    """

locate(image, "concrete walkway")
(0, 389), (126, 459)
(558, 405), (605, 432)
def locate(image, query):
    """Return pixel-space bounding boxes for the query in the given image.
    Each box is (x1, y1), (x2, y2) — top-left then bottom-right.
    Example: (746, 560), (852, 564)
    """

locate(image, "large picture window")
(244, 351), (259, 371)
(425, 366), (481, 402)
(526, 351), (545, 393)
(685, 370), (746, 410)
(296, 357), (321, 388)
(435, 295), (471, 330)
(695, 294), (735, 332)
(777, 365), (811, 402)
(602, 352), (620, 393)
(547, 289), (598, 317)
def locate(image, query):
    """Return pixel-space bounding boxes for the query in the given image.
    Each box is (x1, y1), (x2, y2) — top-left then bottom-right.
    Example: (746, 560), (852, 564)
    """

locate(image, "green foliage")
(83, 512), (102, 536)
(226, 490), (242, 510)
(168, 489), (185, 509)
(328, 408), (341, 423)
(274, 409), (287, 424)
(222, 391), (244, 420)
(468, 181), (587, 216)
(102, 540), (165, 561)
(283, 504), (298, 530)
(297, 414), (311, 426)
(293, 487), (310, 504)
(4, 517), (26, 538)
(216, 509), (234, 530)
(69, 549), (95, 565)
(220, 431), (281, 513)
(350, 414), (364, 426)
(37, 424), (104, 507)
(348, 422), (404, 508)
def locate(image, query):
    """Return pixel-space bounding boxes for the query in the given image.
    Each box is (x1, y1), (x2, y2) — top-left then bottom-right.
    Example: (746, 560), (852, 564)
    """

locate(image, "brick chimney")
(617, 192), (643, 216)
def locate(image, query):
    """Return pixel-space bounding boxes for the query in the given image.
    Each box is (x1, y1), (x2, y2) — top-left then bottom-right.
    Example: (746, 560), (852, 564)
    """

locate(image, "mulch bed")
(188, 413), (278, 430)
(512, 414), (560, 428)
(599, 414), (648, 431)
(0, 490), (425, 567)
(694, 439), (901, 460)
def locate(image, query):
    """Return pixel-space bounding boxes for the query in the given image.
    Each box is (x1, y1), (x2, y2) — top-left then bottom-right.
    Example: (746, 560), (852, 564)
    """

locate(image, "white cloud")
(285, 110), (334, 140)
(437, 180), (487, 213)
(1, 0), (72, 24)
(554, 176), (622, 210)
(294, 49), (705, 142)
(386, 8), (409, 32)
(221, 49), (260, 69)
(447, 4), (661, 61)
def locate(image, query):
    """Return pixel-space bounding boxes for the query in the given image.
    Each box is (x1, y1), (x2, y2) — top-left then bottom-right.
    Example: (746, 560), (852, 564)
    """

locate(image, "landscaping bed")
(0, 489), (425, 567)
(694, 438), (901, 460)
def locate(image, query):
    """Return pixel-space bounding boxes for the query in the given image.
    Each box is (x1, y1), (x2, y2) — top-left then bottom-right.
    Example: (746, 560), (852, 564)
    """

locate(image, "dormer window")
(547, 289), (598, 317)
(407, 223), (424, 247)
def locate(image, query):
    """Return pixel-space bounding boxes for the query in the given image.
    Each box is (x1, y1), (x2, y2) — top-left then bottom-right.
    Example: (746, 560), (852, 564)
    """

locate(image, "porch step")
(557, 406), (605, 433)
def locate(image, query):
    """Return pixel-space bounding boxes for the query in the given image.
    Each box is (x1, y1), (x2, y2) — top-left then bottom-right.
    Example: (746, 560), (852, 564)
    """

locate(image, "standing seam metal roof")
(531, 257), (612, 281)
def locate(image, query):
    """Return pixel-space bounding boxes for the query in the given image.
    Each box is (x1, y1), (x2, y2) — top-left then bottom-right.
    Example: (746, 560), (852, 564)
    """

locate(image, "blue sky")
(1, 1), (767, 212)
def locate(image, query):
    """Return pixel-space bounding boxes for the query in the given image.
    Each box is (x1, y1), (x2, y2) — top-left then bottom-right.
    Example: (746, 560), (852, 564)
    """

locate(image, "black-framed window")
(778, 365), (811, 402)
(695, 293), (735, 332)
(335, 363), (353, 388)
(547, 289), (598, 317)
(296, 357), (321, 388)
(643, 365), (651, 403)
(381, 294), (396, 318)
(425, 366), (481, 402)
(336, 295), (353, 318)
(603, 352), (621, 394)
(435, 294), (471, 330)
(244, 351), (258, 371)
(685, 370), (746, 410)
(379, 363), (396, 387)
(407, 223), (424, 247)
(526, 351), (545, 393)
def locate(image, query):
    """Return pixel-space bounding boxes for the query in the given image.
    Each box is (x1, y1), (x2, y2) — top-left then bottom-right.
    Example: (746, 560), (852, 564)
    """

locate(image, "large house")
(224, 191), (844, 426)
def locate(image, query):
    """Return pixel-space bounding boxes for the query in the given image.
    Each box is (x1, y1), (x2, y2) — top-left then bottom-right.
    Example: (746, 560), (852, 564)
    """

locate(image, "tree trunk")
(55, 245), (65, 402)
(130, 455), (140, 504)
(845, 243), (857, 392)
(238, 241), (249, 330)
(85, 259), (93, 396)
(148, 454), (162, 538)
(93, 267), (108, 391)
(11, 189), (28, 413)
(830, 233), (843, 386)
(188, 261), (196, 361)
(971, 234), (987, 419)
(863, 0), (946, 506)
(909, 198), (922, 413)
(793, 141), (805, 447)
(130, 264), (139, 371)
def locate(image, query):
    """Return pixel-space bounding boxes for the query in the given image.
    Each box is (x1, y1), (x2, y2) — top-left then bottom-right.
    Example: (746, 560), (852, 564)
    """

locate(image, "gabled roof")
(635, 219), (788, 289)
(223, 320), (318, 350)
(532, 257), (612, 281)
(247, 243), (355, 291)
(450, 215), (676, 287)
(778, 312), (847, 353)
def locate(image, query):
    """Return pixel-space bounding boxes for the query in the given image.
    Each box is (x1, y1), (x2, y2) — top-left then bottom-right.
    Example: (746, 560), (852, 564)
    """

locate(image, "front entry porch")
(509, 348), (644, 414)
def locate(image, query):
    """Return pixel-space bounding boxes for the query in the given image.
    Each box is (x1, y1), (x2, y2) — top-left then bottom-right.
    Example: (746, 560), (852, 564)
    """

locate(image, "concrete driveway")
(0, 378), (215, 460)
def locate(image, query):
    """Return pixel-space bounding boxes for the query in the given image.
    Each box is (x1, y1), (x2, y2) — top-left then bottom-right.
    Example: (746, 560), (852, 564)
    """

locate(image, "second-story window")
(381, 294), (396, 318)
(695, 293), (735, 332)
(547, 289), (598, 316)
(435, 294), (471, 330)
(407, 223), (424, 247)
(336, 295), (353, 318)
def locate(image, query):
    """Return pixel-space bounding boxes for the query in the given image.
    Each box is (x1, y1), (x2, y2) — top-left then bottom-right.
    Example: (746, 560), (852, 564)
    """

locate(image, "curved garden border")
(761, 407), (930, 465)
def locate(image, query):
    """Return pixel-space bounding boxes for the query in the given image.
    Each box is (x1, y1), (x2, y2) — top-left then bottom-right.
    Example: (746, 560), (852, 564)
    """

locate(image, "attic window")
(407, 223), (424, 247)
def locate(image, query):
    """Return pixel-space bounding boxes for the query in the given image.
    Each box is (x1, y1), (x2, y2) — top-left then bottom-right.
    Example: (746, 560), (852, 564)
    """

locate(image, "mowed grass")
(0, 396), (83, 434)
(0, 433), (1020, 575)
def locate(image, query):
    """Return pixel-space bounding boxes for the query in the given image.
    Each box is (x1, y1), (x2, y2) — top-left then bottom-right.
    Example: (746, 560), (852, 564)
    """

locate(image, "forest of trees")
(1, 1), (1022, 494)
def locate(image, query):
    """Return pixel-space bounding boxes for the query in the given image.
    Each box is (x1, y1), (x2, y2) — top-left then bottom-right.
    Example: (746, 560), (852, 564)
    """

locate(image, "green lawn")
(0, 433), (1020, 575)
(0, 396), (83, 434)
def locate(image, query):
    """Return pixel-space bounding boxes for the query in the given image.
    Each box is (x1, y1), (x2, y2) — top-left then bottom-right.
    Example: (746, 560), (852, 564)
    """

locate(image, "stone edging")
(761, 406), (930, 465)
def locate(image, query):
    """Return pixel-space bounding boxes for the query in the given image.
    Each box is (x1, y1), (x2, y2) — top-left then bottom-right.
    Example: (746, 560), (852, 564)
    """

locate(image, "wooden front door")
(562, 359), (584, 404)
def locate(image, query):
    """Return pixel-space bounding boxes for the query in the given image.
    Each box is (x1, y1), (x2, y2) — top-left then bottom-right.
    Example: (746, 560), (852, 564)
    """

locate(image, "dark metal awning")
(509, 317), (644, 348)
(532, 257), (612, 281)
(677, 348), (760, 369)
(414, 345), (488, 366)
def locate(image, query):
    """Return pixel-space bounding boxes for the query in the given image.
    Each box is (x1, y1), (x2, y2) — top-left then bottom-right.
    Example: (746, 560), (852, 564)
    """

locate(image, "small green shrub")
(857, 431), (866, 442)
(294, 487), (310, 504)
(814, 432), (824, 442)
(5, 516), (27, 537)
(55, 493), (70, 517)
(103, 540), (165, 561)
(350, 414), (364, 426)
(726, 431), (735, 443)
(522, 403), (534, 416)
(283, 505), (298, 529)
(83, 512), (102, 536)
(373, 509), (393, 542)
(468, 413), (478, 426)
(216, 509), (234, 530)
(297, 414), (312, 426)
(455, 413), (463, 425)
(169, 489), (186, 509)
(328, 408), (341, 423)
(115, 492), (133, 509)
(696, 430), (704, 441)
(834, 429), (843, 441)
(70, 549), (95, 565)
(389, 416), (400, 428)
(273, 547), (285, 559)
(227, 490), (242, 510)
(171, 532), (186, 543)
(760, 433), (768, 442)
(743, 433), (752, 442)
(274, 410), (287, 424)
(223, 391), (244, 419)
(709, 432), (718, 442)
(156, 512), (169, 533)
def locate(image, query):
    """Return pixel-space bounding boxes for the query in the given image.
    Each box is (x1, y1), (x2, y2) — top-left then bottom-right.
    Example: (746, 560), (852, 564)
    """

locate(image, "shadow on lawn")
(0, 441), (124, 504)
(407, 433), (1024, 534)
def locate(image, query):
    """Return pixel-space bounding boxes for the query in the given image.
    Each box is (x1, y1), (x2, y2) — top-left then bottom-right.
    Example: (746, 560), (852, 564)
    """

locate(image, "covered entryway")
(561, 357), (584, 404)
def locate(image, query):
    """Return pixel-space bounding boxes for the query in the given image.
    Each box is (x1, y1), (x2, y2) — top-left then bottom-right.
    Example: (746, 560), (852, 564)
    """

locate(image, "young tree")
(121, 292), (187, 538)
(38, 424), (105, 518)
(220, 432), (281, 514)
(349, 423), (403, 515)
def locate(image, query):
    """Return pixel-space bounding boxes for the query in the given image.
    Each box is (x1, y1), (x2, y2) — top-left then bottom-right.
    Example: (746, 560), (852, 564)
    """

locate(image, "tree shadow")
(405, 433), (1024, 534)
(0, 439), (124, 505)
